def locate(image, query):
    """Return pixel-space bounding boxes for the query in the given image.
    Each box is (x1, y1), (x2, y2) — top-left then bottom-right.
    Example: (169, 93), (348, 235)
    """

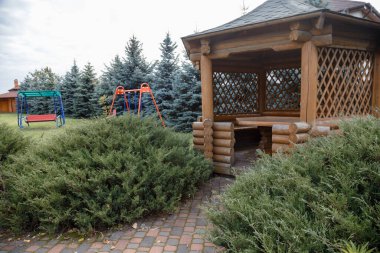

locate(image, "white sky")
(0, 0), (379, 93)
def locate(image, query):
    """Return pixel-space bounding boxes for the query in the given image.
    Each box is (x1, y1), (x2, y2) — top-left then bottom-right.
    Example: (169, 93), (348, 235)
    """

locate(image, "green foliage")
(60, 61), (81, 116)
(169, 56), (201, 132)
(20, 67), (61, 114)
(0, 116), (212, 233)
(149, 33), (178, 123)
(74, 62), (99, 117)
(207, 117), (380, 252)
(97, 36), (153, 114)
(340, 241), (374, 253)
(0, 123), (28, 190)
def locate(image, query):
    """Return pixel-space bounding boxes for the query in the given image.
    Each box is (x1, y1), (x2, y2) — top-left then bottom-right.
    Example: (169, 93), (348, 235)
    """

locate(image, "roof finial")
(241, 0), (249, 15)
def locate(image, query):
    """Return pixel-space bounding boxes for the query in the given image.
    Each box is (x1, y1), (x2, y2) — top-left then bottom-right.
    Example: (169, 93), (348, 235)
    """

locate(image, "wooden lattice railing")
(265, 68), (301, 111)
(317, 47), (374, 118)
(213, 72), (259, 115)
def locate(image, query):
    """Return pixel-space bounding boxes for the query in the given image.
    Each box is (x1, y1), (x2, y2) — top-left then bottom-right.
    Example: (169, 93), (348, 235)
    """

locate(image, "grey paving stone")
(127, 243), (138, 249)
(167, 238), (179, 246)
(177, 245), (189, 253)
(110, 231), (124, 241)
(61, 249), (75, 253)
(204, 247), (217, 253)
(134, 232), (146, 238)
(196, 218), (207, 226)
(192, 239), (204, 244)
(140, 236), (155, 247)
(76, 243), (91, 253)
(35, 248), (49, 253)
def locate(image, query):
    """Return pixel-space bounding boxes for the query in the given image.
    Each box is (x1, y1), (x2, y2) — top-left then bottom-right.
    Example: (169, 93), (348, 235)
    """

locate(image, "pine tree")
(20, 67), (60, 114)
(152, 33), (179, 125)
(169, 58), (202, 132)
(74, 62), (98, 118)
(60, 61), (81, 116)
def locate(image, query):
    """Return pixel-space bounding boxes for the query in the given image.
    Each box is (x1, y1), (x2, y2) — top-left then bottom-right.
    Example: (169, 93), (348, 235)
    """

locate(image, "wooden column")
(258, 69), (266, 114)
(373, 50), (380, 117)
(200, 39), (214, 121)
(300, 41), (318, 125)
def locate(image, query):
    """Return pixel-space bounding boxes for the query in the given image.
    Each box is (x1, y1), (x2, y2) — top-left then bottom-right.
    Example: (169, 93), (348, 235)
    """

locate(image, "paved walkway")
(0, 176), (233, 253)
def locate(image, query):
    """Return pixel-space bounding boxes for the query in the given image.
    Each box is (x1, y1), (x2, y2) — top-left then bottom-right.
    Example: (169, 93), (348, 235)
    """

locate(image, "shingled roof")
(184, 0), (379, 39)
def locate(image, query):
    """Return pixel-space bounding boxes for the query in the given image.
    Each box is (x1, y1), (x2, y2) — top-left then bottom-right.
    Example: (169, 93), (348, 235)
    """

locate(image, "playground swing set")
(16, 83), (164, 128)
(16, 90), (66, 129)
(109, 83), (166, 127)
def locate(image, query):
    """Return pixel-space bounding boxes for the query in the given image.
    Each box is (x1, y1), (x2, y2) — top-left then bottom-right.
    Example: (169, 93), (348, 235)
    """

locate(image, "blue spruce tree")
(152, 33), (179, 125)
(169, 57), (202, 132)
(74, 62), (98, 118)
(60, 62), (81, 116)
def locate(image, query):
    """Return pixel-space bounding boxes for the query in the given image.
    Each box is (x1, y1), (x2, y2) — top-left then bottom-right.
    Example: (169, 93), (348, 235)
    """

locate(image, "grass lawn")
(0, 113), (88, 141)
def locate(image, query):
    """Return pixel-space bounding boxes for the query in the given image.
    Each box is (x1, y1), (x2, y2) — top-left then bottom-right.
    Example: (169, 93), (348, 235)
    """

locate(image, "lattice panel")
(317, 47), (374, 118)
(213, 72), (259, 115)
(265, 68), (301, 110)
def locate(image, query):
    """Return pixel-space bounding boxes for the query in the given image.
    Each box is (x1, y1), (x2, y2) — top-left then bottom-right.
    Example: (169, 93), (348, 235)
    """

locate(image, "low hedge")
(207, 117), (380, 252)
(0, 123), (28, 191)
(0, 116), (212, 233)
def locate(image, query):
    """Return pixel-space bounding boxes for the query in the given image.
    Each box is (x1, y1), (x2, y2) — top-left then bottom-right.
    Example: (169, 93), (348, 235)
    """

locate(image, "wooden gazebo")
(182, 0), (380, 174)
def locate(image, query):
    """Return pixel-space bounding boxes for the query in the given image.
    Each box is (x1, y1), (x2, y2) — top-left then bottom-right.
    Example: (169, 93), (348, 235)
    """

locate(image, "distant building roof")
(0, 91), (18, 99)
(0, 79), (20, 99)
(184, 0), (380, 39)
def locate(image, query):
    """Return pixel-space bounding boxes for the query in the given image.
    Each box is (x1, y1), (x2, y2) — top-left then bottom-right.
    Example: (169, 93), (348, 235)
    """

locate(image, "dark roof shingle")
(187, 0), (369, 37)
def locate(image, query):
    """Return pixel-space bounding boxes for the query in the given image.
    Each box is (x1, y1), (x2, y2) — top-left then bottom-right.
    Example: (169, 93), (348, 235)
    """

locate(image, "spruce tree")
(97, 36), (153, 115)
(124, 35), (152, 89)
(169, 58), (202, 132)
(74, 62), (98, 118)
(60, 62), (81, 116)
(20, 67), (60, 114)
(152, 33), (179, 125)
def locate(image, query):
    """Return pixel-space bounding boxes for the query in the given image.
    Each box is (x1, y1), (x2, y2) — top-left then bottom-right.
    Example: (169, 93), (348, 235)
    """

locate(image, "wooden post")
(301, 41), (318, 125)
(373, 50), (380, 117)
(258, 69), (266, 114)
(201, 39), (214, 121)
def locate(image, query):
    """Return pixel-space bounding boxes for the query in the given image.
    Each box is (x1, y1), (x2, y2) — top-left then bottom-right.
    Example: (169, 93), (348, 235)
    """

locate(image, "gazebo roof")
(183, 0), (380, 40)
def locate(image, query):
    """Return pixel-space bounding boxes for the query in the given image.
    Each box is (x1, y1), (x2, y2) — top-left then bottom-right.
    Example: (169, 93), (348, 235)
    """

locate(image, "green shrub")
(0, 116), (212, 233)
(340, 241), (374, 253)
(0, 123), (28, 191)
(207, 117), (380, 252)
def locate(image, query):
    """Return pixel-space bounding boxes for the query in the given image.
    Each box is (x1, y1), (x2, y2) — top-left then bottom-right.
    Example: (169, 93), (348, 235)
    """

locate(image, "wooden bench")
(26, 114), (57, 123)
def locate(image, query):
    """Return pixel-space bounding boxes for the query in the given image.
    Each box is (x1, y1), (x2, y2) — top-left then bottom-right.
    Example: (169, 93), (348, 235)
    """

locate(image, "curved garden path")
(0, 176), (233, 253)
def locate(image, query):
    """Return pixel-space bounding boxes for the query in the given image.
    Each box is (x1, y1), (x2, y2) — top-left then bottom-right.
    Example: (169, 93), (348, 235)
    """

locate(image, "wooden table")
(235, 116), (300, 153)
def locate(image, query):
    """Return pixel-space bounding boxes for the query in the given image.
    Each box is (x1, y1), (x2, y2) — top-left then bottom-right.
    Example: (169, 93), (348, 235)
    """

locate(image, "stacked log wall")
(212, 122), (235, 174)
(272, 122), (338, 153)
(192, 121), (235, 175)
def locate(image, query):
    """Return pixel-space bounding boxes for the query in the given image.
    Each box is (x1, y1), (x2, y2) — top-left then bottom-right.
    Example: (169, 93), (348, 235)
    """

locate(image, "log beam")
(289, 30), (312, 42)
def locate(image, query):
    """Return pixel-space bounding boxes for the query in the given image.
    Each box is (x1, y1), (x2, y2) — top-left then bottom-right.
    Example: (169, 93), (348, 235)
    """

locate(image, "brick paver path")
(0, 176), (233, 253)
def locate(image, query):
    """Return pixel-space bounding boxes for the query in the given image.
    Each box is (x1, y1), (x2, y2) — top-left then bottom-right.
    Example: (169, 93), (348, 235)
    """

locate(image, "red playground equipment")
(109, 83), (166, 127)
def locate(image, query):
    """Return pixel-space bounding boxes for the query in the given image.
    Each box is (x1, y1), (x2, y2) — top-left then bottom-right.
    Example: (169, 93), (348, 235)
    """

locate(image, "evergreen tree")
(20, 67), (60, 114)
(124, 35), (152, 89)
(169, 58), (202, 132)
(96, 36), (153, 115)
(74, 62), (98, 118)
(152, 33), (179, 125)
(60, 61), (81, 116)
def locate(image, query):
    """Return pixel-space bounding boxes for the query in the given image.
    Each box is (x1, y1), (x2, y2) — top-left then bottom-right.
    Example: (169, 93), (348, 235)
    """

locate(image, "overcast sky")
(1, 0), (380, 93)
